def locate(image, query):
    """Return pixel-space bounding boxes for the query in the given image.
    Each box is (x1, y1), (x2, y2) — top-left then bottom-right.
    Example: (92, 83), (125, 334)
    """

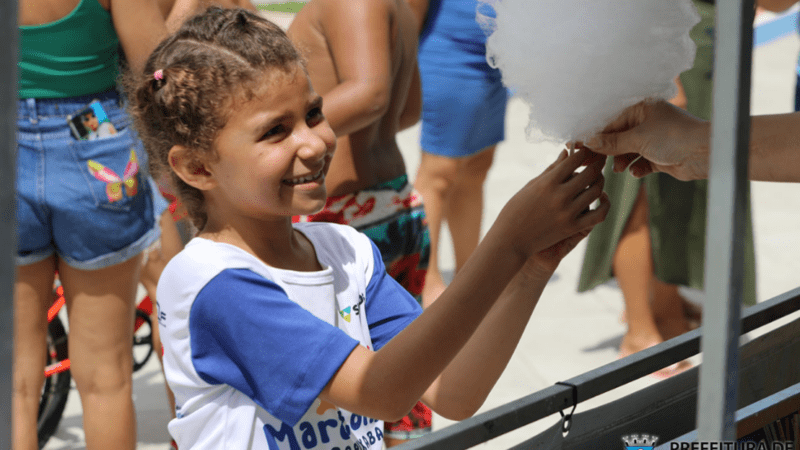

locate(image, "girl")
(127, 7), (610, 449)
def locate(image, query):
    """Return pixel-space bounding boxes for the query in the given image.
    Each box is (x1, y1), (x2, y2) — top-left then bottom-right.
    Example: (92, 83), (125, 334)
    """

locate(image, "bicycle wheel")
(132, 308), (154, 373)
(38, 315), (71, 449)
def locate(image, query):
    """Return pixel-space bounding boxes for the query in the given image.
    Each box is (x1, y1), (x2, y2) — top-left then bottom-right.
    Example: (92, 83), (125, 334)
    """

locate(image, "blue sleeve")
(365, 240), (423, 351)
(189, 269), (360, 426)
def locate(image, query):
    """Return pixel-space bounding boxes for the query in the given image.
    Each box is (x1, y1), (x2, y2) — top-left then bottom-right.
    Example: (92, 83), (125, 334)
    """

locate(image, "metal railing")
(395, 288), (800, 449)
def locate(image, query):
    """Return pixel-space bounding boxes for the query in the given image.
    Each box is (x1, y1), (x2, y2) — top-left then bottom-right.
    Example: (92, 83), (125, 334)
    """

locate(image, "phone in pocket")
(67, 100), (118, 140)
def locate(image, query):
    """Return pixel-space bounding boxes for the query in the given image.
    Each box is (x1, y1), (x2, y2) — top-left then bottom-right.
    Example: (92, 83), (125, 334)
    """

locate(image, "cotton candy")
(477, 0), (700, 143)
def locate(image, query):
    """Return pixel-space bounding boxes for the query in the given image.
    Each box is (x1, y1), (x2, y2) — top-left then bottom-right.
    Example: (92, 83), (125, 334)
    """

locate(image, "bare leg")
(13, 256), (58, 450)
(618, 285), (702, 328)
(140, 211), (185, 419)
(651, 278), (694, 340)
(615, 188), (691, 378)
(615, 187), (663, 358)
(414, 151), (456, 308)
(59, 255), (143, 450)
(414, 147), (497, 308)
(443, 146), (496, 272)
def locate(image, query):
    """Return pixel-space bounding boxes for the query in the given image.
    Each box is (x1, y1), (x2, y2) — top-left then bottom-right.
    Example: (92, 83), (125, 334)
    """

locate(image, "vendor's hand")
(577, 100), (711, 181)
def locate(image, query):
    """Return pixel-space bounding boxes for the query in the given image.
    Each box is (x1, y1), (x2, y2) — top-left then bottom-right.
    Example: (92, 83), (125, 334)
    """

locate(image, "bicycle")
(37, 194), (190, 449)
(38, 278), (156, 449)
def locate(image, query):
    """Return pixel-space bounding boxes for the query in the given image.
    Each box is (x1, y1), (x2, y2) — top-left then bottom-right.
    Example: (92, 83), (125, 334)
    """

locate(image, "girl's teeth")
(287, 171), (321, 185)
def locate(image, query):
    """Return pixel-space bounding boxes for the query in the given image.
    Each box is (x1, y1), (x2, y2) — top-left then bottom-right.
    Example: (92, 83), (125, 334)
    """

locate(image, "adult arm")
(584, 100), (800, 183)
(749, 113), (800, 182)
(398, 61), (422, 131)
(406, 0), (429, 32)
(309, 0), (394, 136)
(164, 0), (257, 32)
(756, 0), (797, 12)
(109, 0), (168, 75)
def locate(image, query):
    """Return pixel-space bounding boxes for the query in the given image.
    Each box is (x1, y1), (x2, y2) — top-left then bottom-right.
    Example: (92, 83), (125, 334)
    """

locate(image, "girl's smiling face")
(203, 66), (336, 224)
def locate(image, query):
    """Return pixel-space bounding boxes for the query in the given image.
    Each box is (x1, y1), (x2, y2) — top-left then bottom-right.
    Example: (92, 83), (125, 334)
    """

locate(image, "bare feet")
(421, 270), (447, 309)
(682, 298), (702, 330)
(618, 332), (662, 360)
(649, 360), (693, 380)
(618, 332), (693, 380)
(618, 296), (702, 331)
(655, 316), (694, 341)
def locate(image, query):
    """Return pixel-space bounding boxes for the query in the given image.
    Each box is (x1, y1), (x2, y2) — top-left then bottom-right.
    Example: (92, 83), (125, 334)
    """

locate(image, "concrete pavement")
(42, 6), (800, 449)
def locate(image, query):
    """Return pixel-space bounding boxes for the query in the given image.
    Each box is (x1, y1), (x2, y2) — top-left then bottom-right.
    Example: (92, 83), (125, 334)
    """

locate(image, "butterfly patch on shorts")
(87, 149), (139, 202)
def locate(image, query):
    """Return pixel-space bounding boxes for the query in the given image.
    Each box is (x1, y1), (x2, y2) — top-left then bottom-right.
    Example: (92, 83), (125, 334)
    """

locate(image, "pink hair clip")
(153, 69), (164, 81)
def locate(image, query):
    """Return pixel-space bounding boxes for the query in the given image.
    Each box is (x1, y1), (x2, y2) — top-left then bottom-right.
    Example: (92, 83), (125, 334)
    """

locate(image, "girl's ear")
(168, 145), (216, 191)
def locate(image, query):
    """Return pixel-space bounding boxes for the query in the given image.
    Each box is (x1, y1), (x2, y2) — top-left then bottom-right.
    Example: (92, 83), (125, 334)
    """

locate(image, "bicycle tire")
(38, 315), (71, 449)
(132, 308), (154, 373)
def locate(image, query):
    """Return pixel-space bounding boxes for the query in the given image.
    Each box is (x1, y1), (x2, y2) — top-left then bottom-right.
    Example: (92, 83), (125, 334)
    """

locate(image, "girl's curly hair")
(126, 7), (303, 230)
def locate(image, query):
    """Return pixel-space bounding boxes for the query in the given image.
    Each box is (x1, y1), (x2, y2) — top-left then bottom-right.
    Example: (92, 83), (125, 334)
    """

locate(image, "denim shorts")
(17, 88), (167, 270)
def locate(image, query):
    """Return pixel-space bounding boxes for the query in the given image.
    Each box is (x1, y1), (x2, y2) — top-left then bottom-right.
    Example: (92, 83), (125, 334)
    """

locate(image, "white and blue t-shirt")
(156, 222), (423, 450)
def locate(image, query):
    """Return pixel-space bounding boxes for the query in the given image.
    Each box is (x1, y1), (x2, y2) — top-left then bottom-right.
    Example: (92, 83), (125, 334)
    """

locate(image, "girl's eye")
(306, 107), (324, 125)
(262, 124), (285, 140)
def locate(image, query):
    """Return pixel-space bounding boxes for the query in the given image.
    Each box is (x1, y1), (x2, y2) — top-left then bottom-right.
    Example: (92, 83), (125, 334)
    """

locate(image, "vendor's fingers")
(601, 101), (651, 134)
(583, 135), (603, 152)
(628, 157), (656, 178)
(612, 153), (641, 172)
(577, 191), (610, 229)
(584, 123), (646, 158)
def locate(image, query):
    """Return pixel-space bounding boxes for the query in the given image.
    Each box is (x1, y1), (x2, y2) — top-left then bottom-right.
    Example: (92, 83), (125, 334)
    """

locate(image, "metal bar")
(657, 382), (800, 448)
(735, 381), (800, 438)
(397, 289), (800, 449)
(698, 0), (754, 442)
(0, 0), (18, 448)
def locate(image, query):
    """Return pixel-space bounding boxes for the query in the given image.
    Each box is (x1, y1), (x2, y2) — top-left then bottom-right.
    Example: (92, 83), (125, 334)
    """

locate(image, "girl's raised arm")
(320, 149), (609, 422)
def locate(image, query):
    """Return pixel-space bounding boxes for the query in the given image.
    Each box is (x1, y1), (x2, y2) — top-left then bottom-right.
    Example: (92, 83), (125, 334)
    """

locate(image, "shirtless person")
(288, 0), (433, 444)
(157, 0), (256, 31)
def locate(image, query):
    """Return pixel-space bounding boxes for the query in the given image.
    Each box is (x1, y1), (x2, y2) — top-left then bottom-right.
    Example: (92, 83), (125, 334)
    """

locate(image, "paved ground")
(42, 7), (800, 450)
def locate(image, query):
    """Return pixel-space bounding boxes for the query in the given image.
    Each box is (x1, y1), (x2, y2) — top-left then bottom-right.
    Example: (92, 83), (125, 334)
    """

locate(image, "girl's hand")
(491, 148), (609, 263)
(520, 192), (609, 282)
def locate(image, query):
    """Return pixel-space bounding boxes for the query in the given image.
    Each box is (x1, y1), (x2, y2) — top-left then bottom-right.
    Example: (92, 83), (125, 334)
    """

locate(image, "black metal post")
(1, 1), (19, 449)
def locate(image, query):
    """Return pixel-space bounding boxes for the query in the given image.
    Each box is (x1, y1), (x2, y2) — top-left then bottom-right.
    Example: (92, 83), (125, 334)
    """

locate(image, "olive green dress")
(577, 0), (757, 306)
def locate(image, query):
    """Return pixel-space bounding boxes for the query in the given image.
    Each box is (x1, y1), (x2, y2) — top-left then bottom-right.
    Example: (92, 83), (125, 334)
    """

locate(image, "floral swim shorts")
(295, 174), (433, 439)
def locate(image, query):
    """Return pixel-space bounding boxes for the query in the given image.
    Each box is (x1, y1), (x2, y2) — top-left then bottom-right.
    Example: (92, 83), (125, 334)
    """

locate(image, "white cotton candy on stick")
(479, 0), (700, 145)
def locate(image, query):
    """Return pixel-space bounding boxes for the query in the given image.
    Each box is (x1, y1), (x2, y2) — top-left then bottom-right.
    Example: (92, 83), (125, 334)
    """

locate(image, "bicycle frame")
(44, 284), (155, 378)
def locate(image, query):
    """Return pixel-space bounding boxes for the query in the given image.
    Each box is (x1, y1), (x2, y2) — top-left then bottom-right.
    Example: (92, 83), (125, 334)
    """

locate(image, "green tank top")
(19, 0), (120, 98)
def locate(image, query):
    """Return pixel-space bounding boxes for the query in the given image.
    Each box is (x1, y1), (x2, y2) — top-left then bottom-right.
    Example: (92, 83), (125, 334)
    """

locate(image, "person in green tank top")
(14, 1), (168, 450)
(577, 0), (757, 379)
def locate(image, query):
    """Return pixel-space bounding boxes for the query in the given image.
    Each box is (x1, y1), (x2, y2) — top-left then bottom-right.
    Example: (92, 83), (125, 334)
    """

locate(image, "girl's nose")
(297, 123), (335, 160)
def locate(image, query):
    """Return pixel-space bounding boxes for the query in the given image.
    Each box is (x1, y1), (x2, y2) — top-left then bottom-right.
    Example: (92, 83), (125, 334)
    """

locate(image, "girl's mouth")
(283, 167), (324, 186)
